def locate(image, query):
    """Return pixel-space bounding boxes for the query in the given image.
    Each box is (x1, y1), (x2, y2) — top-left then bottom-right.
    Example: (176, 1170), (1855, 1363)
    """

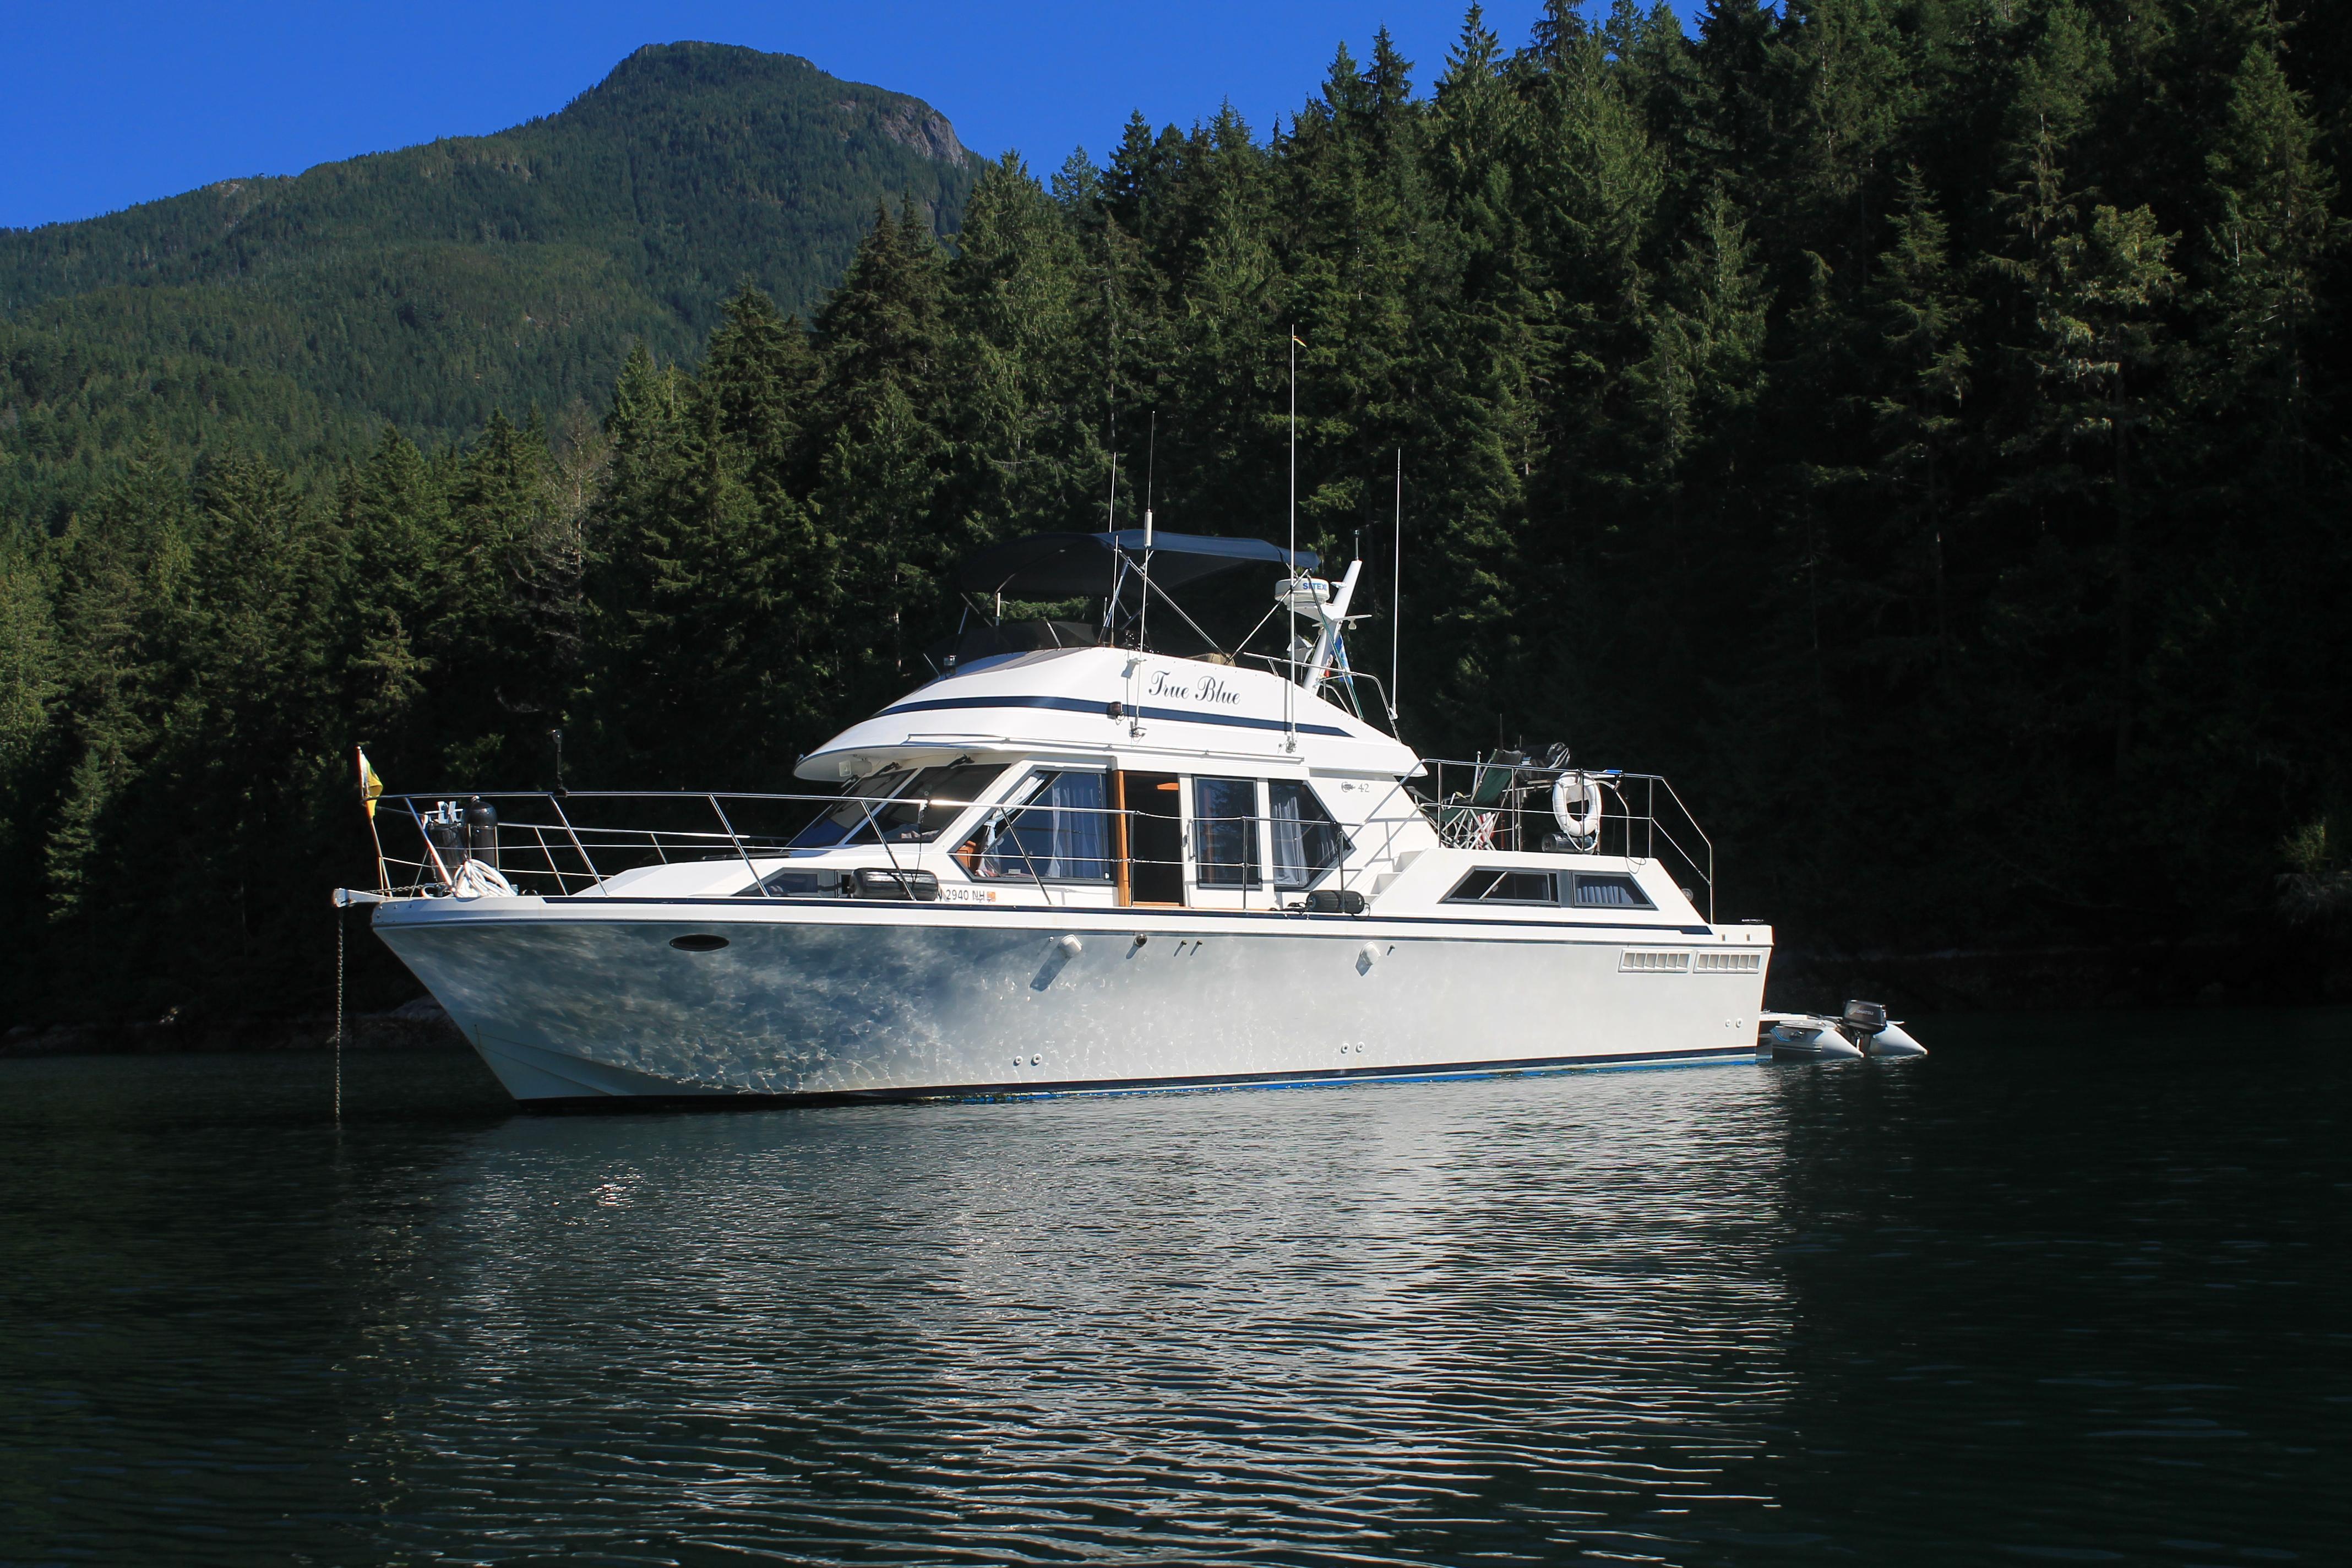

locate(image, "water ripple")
(3, 1010), (2348, 1565)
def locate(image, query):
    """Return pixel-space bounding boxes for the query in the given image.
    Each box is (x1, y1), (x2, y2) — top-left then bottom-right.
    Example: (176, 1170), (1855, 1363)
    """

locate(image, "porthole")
(669, 934), (729, 952)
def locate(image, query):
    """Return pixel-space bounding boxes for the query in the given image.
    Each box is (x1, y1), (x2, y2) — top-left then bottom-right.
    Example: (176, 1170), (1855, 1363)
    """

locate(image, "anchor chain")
(332, 907), (344, 1123)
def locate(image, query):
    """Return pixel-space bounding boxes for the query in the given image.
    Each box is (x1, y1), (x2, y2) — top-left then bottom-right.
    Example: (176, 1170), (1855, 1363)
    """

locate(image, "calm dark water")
(2, 1011), (2346, 1567)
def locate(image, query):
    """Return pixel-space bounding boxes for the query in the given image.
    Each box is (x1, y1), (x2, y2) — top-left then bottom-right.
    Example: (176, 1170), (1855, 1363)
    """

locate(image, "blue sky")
(0, 1), (1702, 231)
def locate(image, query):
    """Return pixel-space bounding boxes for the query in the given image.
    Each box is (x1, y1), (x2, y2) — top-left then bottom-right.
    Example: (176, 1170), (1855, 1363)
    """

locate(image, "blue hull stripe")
(879, 692), (1354, 739)
(519, 1043), (1761, 1112)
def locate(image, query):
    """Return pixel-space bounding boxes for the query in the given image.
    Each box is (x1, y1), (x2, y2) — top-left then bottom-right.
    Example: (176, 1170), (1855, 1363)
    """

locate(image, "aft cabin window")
(790, 764), (1008, 850)
(1267, 781), (1348, 890)
(1569, 873), (1654, 909)
(965, 770), (1112, 882)
(1445, 868), (1559, 905)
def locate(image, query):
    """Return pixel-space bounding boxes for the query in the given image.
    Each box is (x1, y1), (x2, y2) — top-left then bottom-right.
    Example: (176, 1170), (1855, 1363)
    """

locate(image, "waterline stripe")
(519, 1043), (1762, 1113)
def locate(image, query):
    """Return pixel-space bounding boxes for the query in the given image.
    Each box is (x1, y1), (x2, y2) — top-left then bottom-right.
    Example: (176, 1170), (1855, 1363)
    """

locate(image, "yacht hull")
(374, 900), (1771, 1106)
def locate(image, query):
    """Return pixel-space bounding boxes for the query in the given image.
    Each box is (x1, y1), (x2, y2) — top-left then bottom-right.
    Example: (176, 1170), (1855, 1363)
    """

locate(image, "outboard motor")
(464, 797), (499, 872)
(1841, 998), (1929, 1058)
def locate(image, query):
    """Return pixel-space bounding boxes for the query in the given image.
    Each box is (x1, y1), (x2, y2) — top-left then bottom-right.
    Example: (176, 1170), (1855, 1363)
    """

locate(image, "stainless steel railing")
(1407, 759), (1714, 922)
(368, 761), (1713, 921)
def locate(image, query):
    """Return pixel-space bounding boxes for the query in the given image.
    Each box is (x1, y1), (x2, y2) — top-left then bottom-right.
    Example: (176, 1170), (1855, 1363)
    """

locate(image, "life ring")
(1551, 770), (1601, 850)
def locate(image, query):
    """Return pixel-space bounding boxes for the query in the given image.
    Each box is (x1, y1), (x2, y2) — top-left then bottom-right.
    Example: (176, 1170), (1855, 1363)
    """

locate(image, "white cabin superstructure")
(359, 530), (1774, 1105)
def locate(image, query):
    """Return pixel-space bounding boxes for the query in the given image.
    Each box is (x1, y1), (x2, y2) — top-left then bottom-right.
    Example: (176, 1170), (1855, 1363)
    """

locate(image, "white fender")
(1551, 770), (1602, 849)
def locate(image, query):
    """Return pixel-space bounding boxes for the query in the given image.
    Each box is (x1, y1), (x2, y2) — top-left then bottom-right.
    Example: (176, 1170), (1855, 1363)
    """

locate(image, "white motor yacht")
(351, 529), (1783, 1106)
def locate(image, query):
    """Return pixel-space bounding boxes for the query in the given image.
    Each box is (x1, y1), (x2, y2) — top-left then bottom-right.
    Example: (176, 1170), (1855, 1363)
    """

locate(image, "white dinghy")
(346, 528), (1805, 1107)
(1761, 1001), (1929, 1061)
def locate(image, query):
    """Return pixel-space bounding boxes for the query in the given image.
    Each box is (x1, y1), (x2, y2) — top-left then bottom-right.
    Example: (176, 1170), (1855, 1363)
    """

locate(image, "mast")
(1301, 560), (1362, 705)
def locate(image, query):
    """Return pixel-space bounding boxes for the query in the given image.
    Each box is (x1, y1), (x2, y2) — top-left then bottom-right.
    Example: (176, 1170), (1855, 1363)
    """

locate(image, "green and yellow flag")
(356, 747), (384, 819)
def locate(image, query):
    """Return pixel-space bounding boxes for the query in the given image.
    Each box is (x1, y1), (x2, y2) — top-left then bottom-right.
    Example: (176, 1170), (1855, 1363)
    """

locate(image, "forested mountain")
(5, 0), (2350, 1033)
(0, 43), (979, 526)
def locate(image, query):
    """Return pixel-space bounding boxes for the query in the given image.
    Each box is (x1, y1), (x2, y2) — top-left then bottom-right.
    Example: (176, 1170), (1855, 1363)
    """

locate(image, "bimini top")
(958, 530), (1318, 598)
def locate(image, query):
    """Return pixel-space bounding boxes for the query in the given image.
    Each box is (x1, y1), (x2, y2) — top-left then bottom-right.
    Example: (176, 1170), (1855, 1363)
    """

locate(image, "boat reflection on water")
(337, 1066), (1796, 1561)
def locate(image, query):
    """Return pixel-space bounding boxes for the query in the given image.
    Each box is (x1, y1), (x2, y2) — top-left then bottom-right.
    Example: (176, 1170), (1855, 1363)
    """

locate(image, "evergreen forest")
(5, 0), (2350, 1031)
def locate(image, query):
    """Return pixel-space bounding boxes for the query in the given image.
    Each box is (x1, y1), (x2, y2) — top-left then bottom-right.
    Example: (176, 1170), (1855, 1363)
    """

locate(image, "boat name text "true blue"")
(1146, 669), (1243, 707)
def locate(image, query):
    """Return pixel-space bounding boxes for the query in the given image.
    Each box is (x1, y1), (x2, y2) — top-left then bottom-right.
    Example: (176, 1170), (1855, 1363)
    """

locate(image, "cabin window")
(967, 770), (1111, 881)
(1193, 777), (1261, 888)
(1444, 868), (1559, 904)
(789, 763), (1006, 849)
(1569, 873), (1655, 909)
(1267, 781), (1348, 890)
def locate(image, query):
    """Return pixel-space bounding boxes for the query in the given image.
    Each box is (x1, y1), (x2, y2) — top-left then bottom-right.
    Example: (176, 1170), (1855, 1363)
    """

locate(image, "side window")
(966, 771), (1111, 881)
(1569, 873), (1654, 909)
(1267, 781), (1348, 890)
(1445, 868), (1559, 903)
(1193, 777), (1261, 888)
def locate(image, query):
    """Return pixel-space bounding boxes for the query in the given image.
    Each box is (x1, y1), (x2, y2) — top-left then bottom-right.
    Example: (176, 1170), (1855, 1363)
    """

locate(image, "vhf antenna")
(1284, 325), (1299, 753)
(1390, 448), (1402, 732)
(1140, 411), (1156, 649)
(1102, 450), (1119, 644)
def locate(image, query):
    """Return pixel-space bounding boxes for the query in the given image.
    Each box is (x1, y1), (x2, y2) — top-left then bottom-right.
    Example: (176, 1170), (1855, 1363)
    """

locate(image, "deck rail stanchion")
(709, 795), (763, 894)
(547, 793), (604, 896)
(538, 821), (567, 896)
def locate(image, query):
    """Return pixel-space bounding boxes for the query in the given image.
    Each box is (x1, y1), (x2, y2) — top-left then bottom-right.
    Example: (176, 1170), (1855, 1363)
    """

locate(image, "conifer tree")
(2196, 37), (2340, 480)
(339, 427), (444, 744)
(813, 206), (951, 701)
(1872, 165), (1972, 665)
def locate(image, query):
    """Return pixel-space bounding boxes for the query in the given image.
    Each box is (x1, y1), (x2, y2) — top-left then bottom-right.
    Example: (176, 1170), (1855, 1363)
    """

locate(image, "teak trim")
(1111, 766), (1132, 907)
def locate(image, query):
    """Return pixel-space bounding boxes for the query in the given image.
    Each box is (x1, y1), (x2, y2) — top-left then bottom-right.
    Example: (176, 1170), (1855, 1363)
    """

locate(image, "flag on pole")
(356, 747), (384, 819)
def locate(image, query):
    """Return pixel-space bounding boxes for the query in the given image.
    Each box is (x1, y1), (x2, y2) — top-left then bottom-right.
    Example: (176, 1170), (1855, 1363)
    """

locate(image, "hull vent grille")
(1620, 950), (1691, 973)
(1693, 951), (1763, 973)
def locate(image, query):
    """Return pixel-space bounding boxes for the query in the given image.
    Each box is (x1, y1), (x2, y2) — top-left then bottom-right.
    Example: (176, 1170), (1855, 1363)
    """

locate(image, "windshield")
(789, 768), (916, 850)
(788, 764), (1006, 850)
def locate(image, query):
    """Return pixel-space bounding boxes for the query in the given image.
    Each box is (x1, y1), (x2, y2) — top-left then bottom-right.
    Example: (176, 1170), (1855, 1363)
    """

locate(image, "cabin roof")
(796, 646), (1416, 781)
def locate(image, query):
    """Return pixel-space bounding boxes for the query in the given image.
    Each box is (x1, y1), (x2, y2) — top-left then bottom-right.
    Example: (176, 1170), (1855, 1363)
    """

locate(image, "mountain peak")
(0, 45), (981, 459)
(559, 42), (970, 166)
